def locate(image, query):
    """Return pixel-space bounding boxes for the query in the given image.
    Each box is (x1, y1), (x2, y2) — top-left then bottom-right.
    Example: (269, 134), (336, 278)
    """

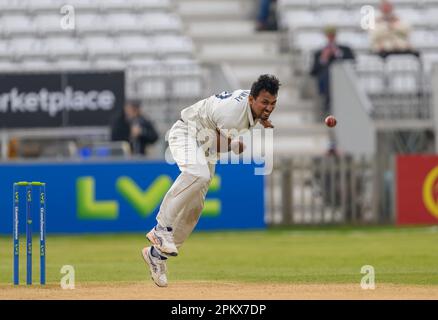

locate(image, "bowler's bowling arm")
(215, 129), (245, 154)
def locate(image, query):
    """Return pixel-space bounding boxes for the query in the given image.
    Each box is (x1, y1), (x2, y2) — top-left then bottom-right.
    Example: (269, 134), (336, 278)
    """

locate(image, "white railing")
(266, 154), (380, 225)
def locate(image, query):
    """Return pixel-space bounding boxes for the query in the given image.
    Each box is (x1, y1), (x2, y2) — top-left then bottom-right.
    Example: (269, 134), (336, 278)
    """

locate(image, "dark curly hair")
(250, 74), (281, 99)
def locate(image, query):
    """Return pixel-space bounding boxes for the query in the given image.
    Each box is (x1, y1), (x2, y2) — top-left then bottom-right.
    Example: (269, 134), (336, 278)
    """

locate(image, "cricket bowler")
(141, 74), (280, 287)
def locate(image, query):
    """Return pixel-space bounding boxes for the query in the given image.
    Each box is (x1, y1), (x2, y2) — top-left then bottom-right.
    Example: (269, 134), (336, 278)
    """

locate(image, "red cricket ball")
(325, 115), (337, 127)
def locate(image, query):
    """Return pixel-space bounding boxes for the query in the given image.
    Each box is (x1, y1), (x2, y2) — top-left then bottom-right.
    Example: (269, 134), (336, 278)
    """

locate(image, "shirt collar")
(246, 100), (255, 128)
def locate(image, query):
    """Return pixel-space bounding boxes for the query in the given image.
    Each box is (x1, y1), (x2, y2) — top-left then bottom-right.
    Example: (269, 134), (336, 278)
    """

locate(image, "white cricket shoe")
(142, 247), (168, 287)
(146, 226), (178, 257)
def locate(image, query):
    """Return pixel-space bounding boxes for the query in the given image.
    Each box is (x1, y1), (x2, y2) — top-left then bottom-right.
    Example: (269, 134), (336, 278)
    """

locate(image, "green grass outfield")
(1, 225), (438, 285)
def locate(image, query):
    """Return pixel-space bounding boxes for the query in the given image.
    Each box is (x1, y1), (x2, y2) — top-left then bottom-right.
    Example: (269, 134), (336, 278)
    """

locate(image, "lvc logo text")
(76, 175), (221, 220)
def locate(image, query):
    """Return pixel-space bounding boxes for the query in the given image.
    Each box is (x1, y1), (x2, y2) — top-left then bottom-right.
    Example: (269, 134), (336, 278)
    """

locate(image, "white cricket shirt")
(180, 89), (256, 139)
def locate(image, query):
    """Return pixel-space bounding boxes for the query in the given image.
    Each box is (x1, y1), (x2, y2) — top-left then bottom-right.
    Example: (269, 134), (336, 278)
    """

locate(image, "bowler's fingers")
(261, 119), (274, 128)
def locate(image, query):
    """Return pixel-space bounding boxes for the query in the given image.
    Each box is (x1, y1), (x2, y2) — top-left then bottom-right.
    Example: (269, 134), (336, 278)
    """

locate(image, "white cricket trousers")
(156, 120), (216, 248)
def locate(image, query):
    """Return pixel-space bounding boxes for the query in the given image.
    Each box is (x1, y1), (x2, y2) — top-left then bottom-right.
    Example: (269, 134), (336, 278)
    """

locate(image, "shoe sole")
(141, 248), (167, 288)
(146, 232), (178, 257)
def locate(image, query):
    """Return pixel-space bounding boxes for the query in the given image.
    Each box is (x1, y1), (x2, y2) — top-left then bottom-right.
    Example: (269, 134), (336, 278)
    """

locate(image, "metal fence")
(355, 54), (432, 120)
(266, 154), (382, 226)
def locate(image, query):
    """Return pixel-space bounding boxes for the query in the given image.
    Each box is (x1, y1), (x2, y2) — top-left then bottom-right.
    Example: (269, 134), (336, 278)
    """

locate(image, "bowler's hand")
(230, 140), (245, 155)
(260, 119), (274, 128)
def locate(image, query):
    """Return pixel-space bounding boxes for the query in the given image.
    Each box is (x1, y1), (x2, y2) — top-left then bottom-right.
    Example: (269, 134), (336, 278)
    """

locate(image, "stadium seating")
(0, 14), (34, 36)
(83, 36), (122, 59)
(279, 0), (438, 61)
(278, 0), (438, 120)
(74, 14), (109, 35)
(0, 0), (202, 104)
(0, 8), (192, 59)
(18, 0), (172, 13)
(0, 0), (204, 162)
(0, 0), (194, 63)
(10, 37), (49, 60)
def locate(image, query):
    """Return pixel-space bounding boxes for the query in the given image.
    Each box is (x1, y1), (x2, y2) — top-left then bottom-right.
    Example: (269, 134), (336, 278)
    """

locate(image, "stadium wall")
(0, 161), (265, 234)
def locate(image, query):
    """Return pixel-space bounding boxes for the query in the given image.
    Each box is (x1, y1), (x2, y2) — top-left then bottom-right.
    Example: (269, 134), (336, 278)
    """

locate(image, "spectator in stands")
(7, 138), (19, 159)
(256, 0), (278, 31)
(370, 0), (420, 59)
(310, 26), (355, 115)
(110, 100), (158, 156)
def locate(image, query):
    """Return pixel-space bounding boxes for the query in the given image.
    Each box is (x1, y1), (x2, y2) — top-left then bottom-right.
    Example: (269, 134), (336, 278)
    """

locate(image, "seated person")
(369, 0), (419, 59)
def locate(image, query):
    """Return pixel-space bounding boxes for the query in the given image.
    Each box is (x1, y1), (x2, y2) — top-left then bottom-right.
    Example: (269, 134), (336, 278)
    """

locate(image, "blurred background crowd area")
(1, 0), (438, 225)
